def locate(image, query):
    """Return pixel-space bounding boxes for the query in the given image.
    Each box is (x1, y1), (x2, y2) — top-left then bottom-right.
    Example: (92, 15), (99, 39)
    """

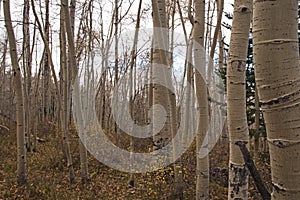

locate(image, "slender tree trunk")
(182, 40), (193, 149)
(168, 1), (183, 198)
(0, 38), (8, 113)
(31, 29), (40, 153)
(128, 0), (143, 188)
(31, 0), (64, 150)
(218, 29), (224, 71)
(3, 0), (27, 184)
(209, 0), (224, 60)
(253, 0), (300, 199)
(22, 0), (32, 152)
(60, 6), (75, 183)
(0, 38), (8, 139)
(113, 0), (121, 146)
(193, 0), (209, 198)
(218, 24), (228, 144)
(227, 0), (252, 199)
(79, 0), (90, 184)
(254, 85), (260, 158)
(62, 0), (89, 184)
(43, 0), (50, 125)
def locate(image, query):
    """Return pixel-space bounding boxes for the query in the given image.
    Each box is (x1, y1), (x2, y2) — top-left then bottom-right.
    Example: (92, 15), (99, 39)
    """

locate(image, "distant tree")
(62, 0), (89, 184)
(43, 0), (50, 124)
(59, 2), (75, 183)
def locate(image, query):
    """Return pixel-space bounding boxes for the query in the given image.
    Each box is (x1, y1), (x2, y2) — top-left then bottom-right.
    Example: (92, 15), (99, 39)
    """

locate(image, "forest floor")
(0, 125), (271, 200)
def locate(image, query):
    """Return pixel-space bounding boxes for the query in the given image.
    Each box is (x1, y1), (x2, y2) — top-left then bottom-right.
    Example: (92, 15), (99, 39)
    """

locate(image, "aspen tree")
(22, 0), (32, 151)
(3, 0), (27, 184)
(253, 0), (300, 199)
(151, 0), (171, 152)
(193, 0), (210, 198)
(227, 0), (252, 199)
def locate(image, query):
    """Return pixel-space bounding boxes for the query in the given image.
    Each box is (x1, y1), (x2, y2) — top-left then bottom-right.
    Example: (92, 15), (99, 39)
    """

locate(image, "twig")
(0, 124), (9, 132)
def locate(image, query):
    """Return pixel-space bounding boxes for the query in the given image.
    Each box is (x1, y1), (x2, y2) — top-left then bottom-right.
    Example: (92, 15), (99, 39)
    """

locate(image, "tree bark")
(193, 0), (210, 199)
(128, 0), (143, 188)
(209, 0), (224, 60)
(3, 0), (27, 184)
(227, 0), (252, 199)
(151, 0), (171, 152)
(253, 0), (300, 199)
(43, 0), (50, 124)
(59, 5), (75, 184)
(22, 0), (32, 152)
(236, 141), (271, 200)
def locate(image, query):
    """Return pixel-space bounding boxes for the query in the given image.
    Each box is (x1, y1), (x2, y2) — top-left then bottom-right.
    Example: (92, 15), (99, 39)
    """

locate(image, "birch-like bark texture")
(193, 0), (209, 199)
(151, 0), (171, 151)
(227, 0), (252, 199)
(253, 0), (300, 199)
(3, 0), (27, 184)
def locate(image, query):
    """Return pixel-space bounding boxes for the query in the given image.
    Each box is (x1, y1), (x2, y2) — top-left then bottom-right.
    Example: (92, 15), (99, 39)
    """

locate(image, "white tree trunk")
(253, 0), (300, 199)
(151, 0), (171, 151)
(227, 0), (252, 199)
(3, 0), (27, 184)
(193, 0), (210, 199)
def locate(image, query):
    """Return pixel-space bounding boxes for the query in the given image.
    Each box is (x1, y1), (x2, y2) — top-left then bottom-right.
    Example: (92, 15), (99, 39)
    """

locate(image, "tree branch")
(235, 141), (271, 200)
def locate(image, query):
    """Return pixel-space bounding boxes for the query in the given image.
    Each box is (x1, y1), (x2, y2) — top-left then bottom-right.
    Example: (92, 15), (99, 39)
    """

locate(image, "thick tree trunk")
(151, 0), (171, 152)
(227, 0), (252, 199)
(253, 0), (300, 199)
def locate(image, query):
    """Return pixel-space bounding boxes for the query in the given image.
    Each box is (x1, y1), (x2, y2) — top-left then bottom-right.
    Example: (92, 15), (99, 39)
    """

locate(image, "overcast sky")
(0, 0), (233, 77)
